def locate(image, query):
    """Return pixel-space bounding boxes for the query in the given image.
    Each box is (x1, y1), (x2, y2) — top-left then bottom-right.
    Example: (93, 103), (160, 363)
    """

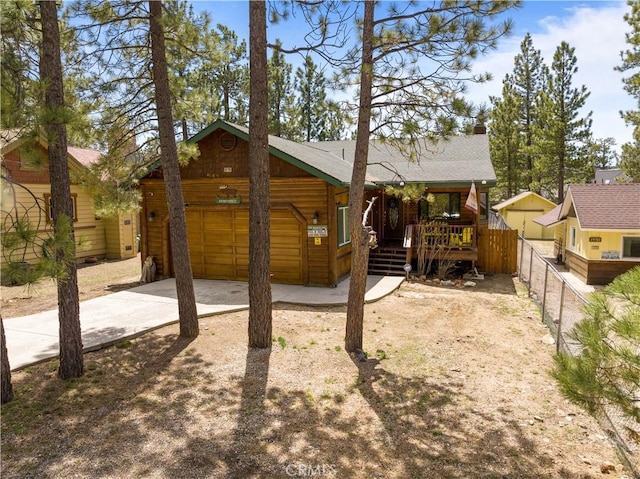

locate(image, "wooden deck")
(402, 223), (478, 264)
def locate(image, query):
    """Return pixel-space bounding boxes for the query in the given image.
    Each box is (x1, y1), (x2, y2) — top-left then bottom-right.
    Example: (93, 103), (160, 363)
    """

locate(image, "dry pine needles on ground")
(0, 265), (633, 478)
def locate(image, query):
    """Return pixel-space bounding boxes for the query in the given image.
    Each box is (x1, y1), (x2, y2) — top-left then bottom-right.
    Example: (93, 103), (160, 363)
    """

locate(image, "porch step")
(368, 247), (407, 276)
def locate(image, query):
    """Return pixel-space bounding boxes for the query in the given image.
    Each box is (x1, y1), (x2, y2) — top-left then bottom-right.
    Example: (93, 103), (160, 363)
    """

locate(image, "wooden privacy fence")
(478, 229), (518, 274)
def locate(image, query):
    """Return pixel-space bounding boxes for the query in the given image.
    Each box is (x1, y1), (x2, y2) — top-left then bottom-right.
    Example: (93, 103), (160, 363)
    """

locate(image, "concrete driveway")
(4, 275), (404, 370)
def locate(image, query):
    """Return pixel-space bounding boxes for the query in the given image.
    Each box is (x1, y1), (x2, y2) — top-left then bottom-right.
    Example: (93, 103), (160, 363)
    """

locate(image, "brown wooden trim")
(43, 192), (78, 223)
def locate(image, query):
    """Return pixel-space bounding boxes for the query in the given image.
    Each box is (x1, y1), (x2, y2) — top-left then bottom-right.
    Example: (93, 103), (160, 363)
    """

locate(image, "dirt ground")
(1, 255), (143, 319)
(0, 259), (635, 478)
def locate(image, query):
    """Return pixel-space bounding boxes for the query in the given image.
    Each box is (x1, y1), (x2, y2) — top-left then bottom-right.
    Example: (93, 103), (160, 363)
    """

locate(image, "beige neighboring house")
(1, 130), (138, 271)
(492, 191), (557, 240)
(534, 183), (640, 285)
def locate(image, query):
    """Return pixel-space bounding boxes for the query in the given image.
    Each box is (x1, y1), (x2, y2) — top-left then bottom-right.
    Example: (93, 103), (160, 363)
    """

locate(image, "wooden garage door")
(185, 207), (307, 284)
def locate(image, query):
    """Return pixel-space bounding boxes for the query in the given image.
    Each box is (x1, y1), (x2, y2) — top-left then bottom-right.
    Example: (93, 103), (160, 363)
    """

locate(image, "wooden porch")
(368, 223), (478, 275)
(403, 223), (478, 263)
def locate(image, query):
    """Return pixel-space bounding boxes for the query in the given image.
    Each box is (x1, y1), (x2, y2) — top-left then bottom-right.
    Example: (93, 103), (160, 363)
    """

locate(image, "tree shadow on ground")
(1, 331), (197, 478)
(1, 327), (596, 479)
(350, 356), (576, 478)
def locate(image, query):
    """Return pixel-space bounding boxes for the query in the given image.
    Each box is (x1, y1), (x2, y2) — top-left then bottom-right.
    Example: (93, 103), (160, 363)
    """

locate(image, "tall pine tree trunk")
(558, 149), (565, 204)
(345, 0), (375, 353)
(248, 0), (272, 348)
(149, 0), (199, 338)
(1, 315), (13, 403)
(39, 0), (83, 379)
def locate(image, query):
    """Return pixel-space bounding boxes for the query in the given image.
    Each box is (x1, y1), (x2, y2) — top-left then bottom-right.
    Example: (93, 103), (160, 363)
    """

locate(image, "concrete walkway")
(4, 275), (404, 371)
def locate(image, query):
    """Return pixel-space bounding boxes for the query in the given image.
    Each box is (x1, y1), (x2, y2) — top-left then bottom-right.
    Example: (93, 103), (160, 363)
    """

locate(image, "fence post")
(527, 243), (534, 297)
(542, 263), (549, 323)
(556, 282), (565, 354)
(518, 236), (524, 280)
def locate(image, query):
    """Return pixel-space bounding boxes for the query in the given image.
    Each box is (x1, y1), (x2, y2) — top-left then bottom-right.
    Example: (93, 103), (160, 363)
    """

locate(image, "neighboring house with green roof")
(534, 183), (640, 285)
(1, 131), (138, 279)
(139, 119), (511, 286)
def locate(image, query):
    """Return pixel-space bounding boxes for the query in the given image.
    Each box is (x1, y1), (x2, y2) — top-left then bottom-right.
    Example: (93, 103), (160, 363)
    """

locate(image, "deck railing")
(403, 223), (477, 263)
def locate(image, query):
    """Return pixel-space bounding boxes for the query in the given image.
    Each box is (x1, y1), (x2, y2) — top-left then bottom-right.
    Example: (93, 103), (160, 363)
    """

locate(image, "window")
(479, 192), (488, 221)
(44, 193), (78, 223)
(337, 204), (350, 247)
(622, 236), (640, 258)
(570, 226), (576, 248)
(418, 193), (461, 220)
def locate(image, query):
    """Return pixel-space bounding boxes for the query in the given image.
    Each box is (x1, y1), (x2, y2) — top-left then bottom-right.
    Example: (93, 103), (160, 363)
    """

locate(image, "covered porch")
(367, 223), (478, 276)
(365, 185), (482, 275)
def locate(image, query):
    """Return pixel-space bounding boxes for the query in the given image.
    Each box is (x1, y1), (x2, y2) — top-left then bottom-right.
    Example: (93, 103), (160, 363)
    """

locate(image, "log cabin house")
(139, 120), (501, 286)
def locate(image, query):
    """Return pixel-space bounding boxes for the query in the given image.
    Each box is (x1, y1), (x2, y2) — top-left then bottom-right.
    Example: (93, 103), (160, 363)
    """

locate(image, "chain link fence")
(517, 238), (639, 476)
(518, 239), (586, 354)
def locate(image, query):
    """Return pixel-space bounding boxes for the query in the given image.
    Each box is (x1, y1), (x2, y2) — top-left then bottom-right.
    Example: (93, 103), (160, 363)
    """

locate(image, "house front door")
(383, 197), (404, 241)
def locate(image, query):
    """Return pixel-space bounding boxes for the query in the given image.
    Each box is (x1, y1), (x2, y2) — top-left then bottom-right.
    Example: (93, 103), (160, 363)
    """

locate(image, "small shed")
(492, 192), (557, 240)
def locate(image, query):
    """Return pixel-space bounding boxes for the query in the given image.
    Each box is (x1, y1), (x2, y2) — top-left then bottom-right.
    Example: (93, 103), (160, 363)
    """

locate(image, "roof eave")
(373, 180), (495, 188)
(187, 120), (349, 188)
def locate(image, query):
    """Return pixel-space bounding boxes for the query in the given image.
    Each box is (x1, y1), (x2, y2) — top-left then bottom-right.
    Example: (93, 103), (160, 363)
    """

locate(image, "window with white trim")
(622, 236), (640, 258)
(44, 193), (78, 223)
(570, 226), (576, 248)
(337, 204), (350, 247)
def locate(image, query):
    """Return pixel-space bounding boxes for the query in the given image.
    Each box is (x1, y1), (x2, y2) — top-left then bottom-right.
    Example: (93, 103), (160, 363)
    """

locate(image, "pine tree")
(617, 0), (640, 182)
(267, 39), (296, 138)
(163, 0), (212, 141)
(535, 42), (592, 203)
(39, 0), (84, 379)
(552, 266), (640, 423)
(294, 55), (326, 142)
(1, 1), (94, 145)
(340, 1), (518, 352)
(206, 25), (250, 125)
(0, 1), (40, 131)
(489, 77), (523, 200)
(248, 0), (272, 349)
(149, 0), (199, 338)
(510, 33), (547, 193)
(1, 315), (14, 403)
(586, 137), (619, 172)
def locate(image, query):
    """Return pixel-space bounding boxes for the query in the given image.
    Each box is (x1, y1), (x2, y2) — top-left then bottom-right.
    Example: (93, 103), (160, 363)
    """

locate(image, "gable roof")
(187, 119), (495, 188)
(533, 204), (564, 227)
(67, 146), (102, 167)
(1, 130), (102, 171)
(492, 191), (556, 211)
(188, 120), (359, 187)
(560, 183), (640, 230)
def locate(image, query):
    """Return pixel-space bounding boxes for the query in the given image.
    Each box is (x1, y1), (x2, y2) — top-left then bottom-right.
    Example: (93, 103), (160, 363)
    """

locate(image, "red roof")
(67, 146), (102, 167)
(564, 183), (640, 230)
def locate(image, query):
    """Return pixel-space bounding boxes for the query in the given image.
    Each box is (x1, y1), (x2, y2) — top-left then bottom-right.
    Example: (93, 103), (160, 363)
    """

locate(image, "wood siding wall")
(565, 250), (640, 285)
(0, 183), (107, 267)
(477, 229), (518, 274)
(334, 189), (351, 282)
(141, 176), (338, 285)
(104, 213), (138, 260)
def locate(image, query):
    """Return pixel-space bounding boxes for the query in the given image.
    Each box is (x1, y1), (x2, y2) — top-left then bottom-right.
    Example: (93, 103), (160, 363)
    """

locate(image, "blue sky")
(192, 1), (635, 152)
